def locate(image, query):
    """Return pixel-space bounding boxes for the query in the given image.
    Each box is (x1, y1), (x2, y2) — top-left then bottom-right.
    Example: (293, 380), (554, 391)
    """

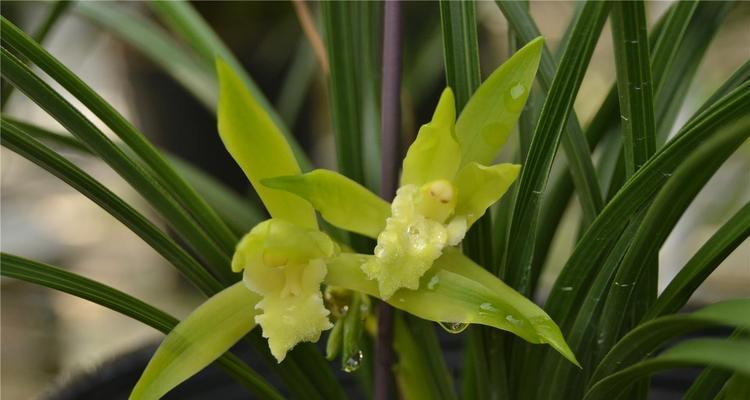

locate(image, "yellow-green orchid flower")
(232, 219), (337, 361)
(133, 40), (579, 400)
(265, 37), (544, 299)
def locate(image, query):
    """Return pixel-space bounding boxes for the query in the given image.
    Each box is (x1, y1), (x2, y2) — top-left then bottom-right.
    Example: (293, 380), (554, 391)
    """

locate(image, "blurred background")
(1, 1), (748, 398)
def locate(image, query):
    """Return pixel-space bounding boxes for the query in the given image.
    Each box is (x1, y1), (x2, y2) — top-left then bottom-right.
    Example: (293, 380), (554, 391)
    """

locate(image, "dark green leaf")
(583, 339), (750, 400)
(0, 253), (282, 400)
(0, 119), (223, 295)
(75, 1), (216, 110)
(1, 0), (72, 108)
(0, 45), (233, 280)
(592, 299), (750, 384)
(645, 202), (750, 320)
(496, 0), (604, 229)
(597, 115), (750, 355)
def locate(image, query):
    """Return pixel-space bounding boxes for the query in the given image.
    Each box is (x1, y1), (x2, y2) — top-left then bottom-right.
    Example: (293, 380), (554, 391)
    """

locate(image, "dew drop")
(427, 276), (440, 290)
(343, 350), (363, 373)
(560, 286), (573, 292)
(505, 314), (522, 326)
(479, 302), (498, 312)
(510, 83), (526, 100)
(439, 321), (469, 334)
(339, 305), (349, 316)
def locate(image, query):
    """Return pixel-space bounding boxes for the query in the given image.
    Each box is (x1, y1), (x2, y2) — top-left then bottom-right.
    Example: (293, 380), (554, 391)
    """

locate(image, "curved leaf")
(325, 248), (579, 366)
(591, 299), (750, 384)
(132, 283), (262, 400)
(216, 59), (317, 229)
(455, 37), (543, 167)
(0, 254), (280, 400)
(584, 339), (750, 400)
(263, 169), (390, 239)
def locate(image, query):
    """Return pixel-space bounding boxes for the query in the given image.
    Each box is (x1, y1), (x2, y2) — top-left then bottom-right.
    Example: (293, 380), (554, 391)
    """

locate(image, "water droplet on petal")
(439, 322), (469, 334)
(505, 315), (522, 326)
(479, 302), (498, 312)
(560, 286), (573, 292)
(343, 350), (363, 372)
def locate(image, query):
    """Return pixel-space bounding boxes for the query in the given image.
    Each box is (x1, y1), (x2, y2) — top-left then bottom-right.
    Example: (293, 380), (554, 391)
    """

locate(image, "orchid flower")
(132, 37), (579, 400)
(265, 38), (544, 299)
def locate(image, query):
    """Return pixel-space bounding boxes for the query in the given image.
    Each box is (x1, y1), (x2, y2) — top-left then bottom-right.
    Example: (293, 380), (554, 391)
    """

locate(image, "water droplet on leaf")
(439, 322), (469, 334)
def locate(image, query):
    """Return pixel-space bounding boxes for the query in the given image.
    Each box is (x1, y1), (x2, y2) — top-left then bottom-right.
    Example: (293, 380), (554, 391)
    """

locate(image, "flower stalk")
(375, 1), (402, 398)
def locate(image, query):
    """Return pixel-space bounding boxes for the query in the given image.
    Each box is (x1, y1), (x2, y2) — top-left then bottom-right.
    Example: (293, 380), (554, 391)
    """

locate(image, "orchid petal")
(400, 88), (461, 186)
(263, 169), (390, 239)
(453, 162), (521, 226)
(216, 59), (316, 228)
(455, 37), (543, 166)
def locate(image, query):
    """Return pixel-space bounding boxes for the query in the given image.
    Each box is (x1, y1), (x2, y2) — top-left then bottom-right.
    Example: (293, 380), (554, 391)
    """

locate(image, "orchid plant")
(131, 40), (580, 398)
(3, 2), (749, 400)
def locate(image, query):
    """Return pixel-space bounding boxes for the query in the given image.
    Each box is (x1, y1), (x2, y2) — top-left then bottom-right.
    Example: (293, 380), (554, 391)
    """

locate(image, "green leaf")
(653, 2), (732, 143)
(400, 88), (461, 186)
(454, 162), (520, 226)
(1, 0), (72, 108)
(147, 0), (312, 171)
(132, 283), (262, 399)
(530, 82), (749, 399)
(529, 0), (696, 292)
(75, 1), (216, 110)
(0, 119), (223, 296)
(609, 4), (658, 388)
(262, 169), (390, 239)
(0, 44), (232, 280)
(597, 115), (750, 355)
(0, 253), (281, 400)
(326, 248), (579, 367)
(454, 37), (543, 167)
(611, 0), (656, 178)
(645, 202), (750, 321)
(439, 0), (480, 110)
(591, 299), (750, 385)
(216, 59), (317, 230)
(544, 81), (749, 332)
(321, 1), (373, 188)
(393, 315), (457, 400)
(502, 1), (610, 297)
(495, 0), (604, 229)
(3, 115), (263, 235)
(584, 339), (750, 400)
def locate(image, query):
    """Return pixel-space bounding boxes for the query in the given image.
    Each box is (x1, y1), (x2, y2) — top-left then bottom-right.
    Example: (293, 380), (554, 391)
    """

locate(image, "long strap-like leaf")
(644, 202), (750, 320)
(0, 47), (233, 279)
(583, 338), (750, 400)
(0, 253), (282, 400)
(597, 116), (750, 356)
(0, 17), (237, 259)
(591, 300), (750, 385)
(496, 0), (604, 229)
(0, 120), (223, 296)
